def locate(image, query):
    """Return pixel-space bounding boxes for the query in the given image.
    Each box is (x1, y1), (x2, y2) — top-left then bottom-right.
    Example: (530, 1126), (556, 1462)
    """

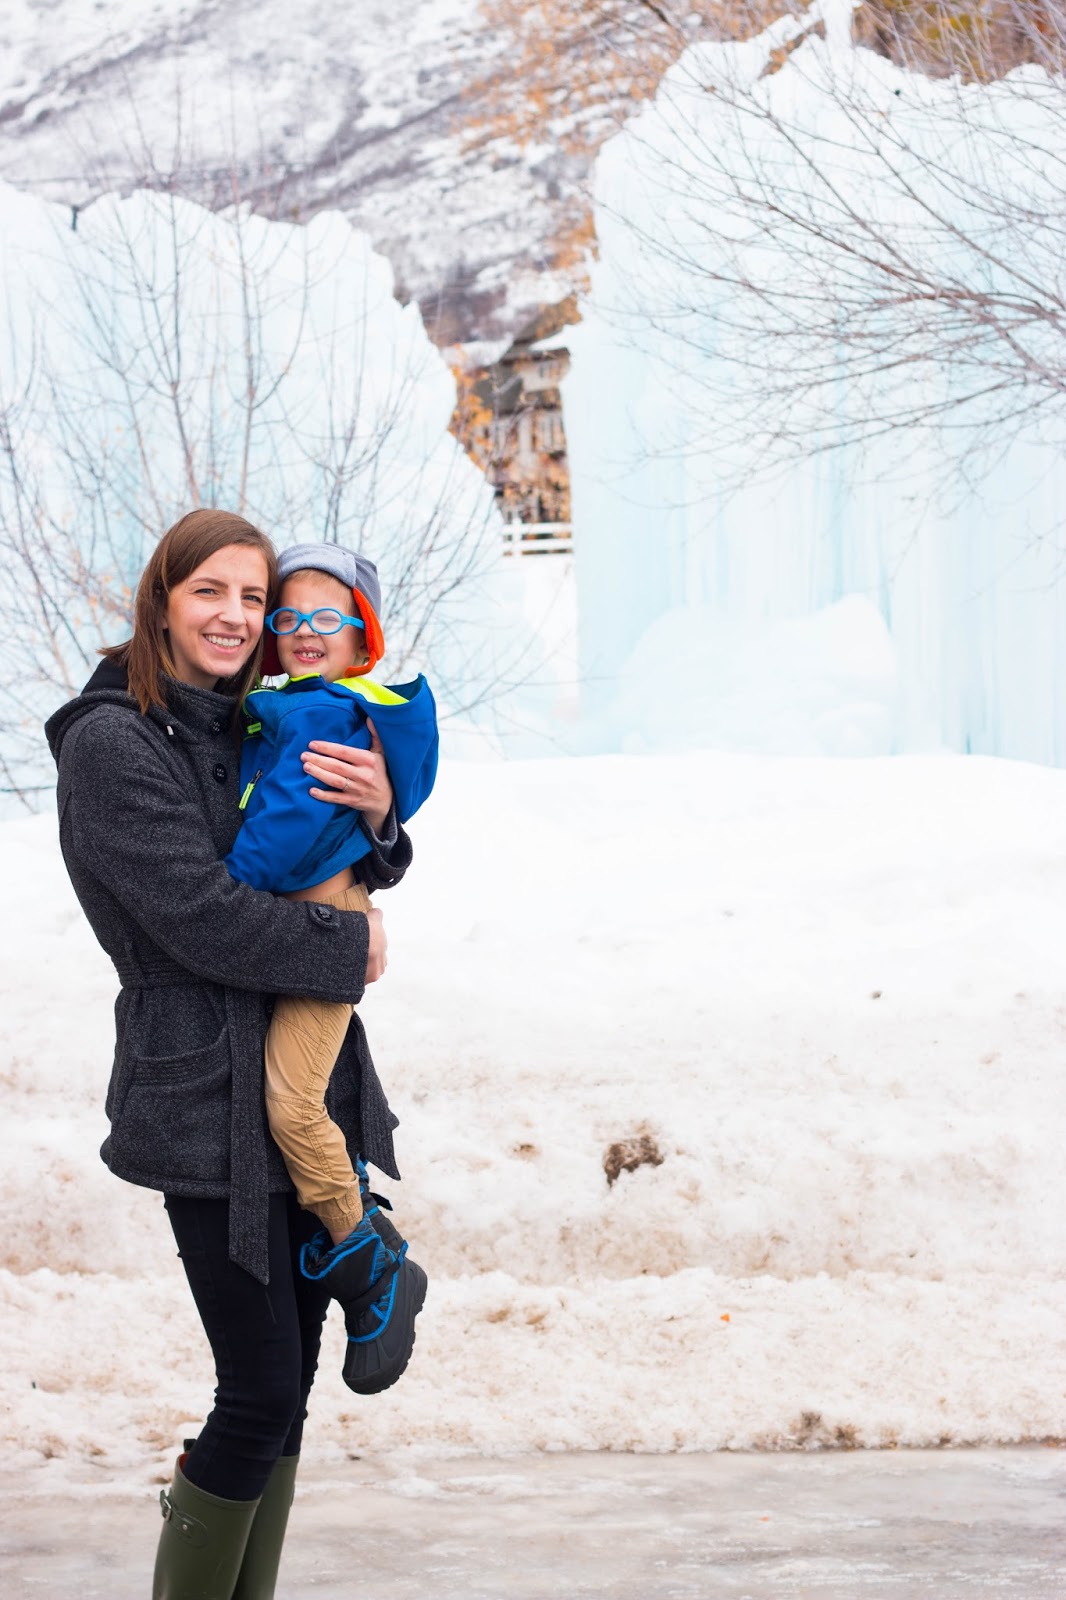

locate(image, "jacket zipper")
(239, 770), (263, 811)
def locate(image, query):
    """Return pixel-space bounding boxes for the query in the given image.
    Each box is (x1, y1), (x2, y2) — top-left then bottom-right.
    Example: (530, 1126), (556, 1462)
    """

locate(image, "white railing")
(501, 521), (573, 556)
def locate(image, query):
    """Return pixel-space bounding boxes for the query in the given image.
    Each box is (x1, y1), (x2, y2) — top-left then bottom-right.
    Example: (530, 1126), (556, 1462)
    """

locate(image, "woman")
(45, 509), (411, 1598)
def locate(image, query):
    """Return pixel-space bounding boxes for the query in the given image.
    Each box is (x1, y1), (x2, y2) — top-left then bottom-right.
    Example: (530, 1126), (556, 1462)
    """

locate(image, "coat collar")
(159, 676), (241, 738)
(47, 661), (241, 760)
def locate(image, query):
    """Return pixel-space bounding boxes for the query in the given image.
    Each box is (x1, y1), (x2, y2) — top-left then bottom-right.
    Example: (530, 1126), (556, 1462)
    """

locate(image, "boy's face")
(275, 569), (369, 682)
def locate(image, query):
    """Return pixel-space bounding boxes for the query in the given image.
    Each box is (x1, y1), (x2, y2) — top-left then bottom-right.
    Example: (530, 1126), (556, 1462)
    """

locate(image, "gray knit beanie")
(277, 542), (381, 616)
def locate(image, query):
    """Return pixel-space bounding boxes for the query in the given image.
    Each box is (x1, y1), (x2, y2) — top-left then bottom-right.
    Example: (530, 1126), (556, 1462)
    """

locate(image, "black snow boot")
(299, 1214), (427, 1395)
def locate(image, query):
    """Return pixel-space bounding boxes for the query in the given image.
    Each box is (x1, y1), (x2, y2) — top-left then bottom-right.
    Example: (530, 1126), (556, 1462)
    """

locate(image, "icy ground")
(3, 1450), (1065, 1597)
(1, 748), (1065, 1493)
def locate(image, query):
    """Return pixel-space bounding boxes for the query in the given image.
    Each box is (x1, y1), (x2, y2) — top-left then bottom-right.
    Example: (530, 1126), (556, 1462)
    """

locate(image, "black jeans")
(164, 1191), (332, 1501)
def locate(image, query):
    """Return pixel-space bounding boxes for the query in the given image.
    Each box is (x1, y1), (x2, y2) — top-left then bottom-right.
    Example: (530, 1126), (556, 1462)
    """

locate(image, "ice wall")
(0, 182), (547, 798)
(564, 18), (1066, 763)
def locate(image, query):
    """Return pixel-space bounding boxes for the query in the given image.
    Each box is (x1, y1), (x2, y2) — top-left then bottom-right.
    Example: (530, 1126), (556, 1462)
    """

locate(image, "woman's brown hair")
(101, 510), (278, 713)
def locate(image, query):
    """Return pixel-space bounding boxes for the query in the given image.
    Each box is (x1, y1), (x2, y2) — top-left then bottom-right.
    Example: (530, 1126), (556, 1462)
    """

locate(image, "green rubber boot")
(153, 1456), (260, 1600)
(231, 1455), (300, 1600)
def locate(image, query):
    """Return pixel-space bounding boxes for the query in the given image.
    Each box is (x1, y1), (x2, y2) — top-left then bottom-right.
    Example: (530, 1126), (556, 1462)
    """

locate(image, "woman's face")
(165, 543), (270, 690)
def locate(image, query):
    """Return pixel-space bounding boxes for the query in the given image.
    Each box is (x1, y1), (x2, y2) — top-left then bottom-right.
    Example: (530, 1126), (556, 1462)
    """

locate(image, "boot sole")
(342, 1257), (428, 1396)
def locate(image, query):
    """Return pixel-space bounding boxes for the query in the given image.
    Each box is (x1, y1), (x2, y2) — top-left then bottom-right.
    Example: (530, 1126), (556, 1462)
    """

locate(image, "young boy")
(225, 541), (438, 1395)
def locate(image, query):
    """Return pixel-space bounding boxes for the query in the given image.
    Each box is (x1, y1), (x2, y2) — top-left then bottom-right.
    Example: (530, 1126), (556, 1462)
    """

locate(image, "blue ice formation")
(564, 16), (1066, 764)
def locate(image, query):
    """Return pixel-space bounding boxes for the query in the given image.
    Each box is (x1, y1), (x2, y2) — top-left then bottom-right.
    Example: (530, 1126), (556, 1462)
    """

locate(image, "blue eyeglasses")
(266, 607), (366, 636)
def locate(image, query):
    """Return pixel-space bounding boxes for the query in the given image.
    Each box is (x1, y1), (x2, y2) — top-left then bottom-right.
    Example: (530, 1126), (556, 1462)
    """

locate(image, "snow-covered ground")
(1, 747), (1064, 1492)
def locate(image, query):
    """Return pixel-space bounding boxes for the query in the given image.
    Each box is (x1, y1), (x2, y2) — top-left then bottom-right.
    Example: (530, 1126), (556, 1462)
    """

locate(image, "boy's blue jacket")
(225, 672), (438, 893)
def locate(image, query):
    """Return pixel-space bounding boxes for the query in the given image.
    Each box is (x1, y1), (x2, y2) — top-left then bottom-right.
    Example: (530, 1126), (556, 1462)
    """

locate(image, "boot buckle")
(158, 1487), (207, 1545)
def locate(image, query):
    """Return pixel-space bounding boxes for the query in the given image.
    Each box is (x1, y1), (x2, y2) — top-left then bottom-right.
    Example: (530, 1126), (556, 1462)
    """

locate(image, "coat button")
(210, 719), (222, 735)
(312, 904), (335, 925)
(213, 763), (227, 783)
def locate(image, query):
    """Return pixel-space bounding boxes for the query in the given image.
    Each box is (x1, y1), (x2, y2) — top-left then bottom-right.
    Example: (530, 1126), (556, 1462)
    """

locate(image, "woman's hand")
(301, 720), (394, 836)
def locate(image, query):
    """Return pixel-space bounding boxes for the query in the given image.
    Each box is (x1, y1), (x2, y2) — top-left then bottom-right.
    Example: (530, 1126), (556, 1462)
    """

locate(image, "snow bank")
(1, 750), (1064, 1488)
(565, 17), (1066, 764)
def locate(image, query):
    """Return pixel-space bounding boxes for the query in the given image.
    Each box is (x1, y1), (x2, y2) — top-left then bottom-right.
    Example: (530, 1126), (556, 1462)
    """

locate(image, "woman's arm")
(62, 710), (378, 1002)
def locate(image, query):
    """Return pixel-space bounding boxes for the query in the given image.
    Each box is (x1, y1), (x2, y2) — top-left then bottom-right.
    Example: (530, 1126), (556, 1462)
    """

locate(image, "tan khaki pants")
(264, 882), (370, 1237)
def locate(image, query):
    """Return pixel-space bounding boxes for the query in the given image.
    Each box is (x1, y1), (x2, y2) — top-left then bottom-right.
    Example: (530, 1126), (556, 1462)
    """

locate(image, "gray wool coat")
(45, 659), (410, 1284)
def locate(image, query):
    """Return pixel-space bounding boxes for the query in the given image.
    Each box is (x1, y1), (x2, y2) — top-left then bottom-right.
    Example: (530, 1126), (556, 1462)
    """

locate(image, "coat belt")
(113, 958), (199, 988)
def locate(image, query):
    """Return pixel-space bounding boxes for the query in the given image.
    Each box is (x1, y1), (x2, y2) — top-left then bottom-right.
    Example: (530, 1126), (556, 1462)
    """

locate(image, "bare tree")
(470, 1), (804, 152)
(464, 2), (806, 292)
(588, 0), (1066, 494)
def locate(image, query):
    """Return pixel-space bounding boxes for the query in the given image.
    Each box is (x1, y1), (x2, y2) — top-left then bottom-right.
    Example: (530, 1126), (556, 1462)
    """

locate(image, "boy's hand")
(303, 721), (393, 835)
(365, 907), (388, 983)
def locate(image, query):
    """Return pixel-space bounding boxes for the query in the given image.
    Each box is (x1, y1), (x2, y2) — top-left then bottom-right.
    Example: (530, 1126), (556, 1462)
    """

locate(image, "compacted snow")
(1, 747), (1064, 1492)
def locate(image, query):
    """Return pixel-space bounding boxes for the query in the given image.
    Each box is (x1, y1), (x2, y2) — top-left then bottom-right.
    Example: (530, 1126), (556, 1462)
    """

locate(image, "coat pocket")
(109, 1029), (233, 1184)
